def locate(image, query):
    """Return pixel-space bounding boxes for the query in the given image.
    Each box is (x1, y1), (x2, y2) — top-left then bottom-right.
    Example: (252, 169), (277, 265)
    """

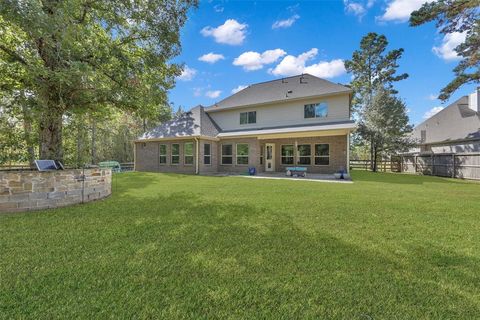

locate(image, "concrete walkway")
(228, 172), (353, 183)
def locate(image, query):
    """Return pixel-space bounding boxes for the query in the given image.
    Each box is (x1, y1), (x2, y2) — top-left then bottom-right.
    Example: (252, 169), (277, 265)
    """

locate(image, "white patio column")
(294, 140), (298, 166)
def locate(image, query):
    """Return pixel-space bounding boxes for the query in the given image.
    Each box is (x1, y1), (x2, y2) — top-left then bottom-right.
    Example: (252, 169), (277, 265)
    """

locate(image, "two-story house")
(134, 74), (356, 175)
(411, 87), (480, 154)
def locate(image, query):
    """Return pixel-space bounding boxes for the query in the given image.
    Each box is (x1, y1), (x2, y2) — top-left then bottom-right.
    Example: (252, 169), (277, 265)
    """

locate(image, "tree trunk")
(373, 145), (378, 172)
(370, 138), (375, 171)
(91, 117), (96, 165)
(22, 105), (36, 167)
(76, 116), (84, 167)
(39, 109), (63, 161)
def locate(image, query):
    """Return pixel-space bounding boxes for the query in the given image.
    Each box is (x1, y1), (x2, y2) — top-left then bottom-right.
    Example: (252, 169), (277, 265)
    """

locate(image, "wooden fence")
(349, 159), (395, 172)
(391, 153), (480, 180)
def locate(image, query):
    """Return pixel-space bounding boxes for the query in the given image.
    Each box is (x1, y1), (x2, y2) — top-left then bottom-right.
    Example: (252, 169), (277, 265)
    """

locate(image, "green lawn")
(1, 171), (479, 319)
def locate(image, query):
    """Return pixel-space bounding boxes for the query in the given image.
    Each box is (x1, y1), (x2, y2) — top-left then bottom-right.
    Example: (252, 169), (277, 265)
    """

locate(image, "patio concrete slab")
(222, 172), (353, 183)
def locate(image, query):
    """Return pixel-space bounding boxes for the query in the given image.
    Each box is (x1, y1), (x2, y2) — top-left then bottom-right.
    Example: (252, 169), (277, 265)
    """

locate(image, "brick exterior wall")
(260, 135), (348, 174)
(0, 168), (112, 213)
(134, 134), (348, 175)
(217, 138), (261, 174)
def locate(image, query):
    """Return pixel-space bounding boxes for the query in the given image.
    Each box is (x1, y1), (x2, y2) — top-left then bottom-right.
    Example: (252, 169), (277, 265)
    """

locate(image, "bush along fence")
(391, 153), (480, 180)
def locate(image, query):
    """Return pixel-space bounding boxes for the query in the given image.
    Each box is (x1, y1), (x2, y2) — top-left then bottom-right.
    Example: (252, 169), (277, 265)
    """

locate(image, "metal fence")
(391, 153), (480, 180)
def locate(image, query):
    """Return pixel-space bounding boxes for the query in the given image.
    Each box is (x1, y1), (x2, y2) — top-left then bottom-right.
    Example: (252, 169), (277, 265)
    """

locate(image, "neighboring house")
(134, 74), (356, 175)
(411, 88), (480, 154)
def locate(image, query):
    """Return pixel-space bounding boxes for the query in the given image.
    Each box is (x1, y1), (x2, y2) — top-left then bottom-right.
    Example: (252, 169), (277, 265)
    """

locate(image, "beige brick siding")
(135, 140), (197, 173)
(260, 135), (348, 174)
(217, 138), (261, 174)
(135, 135), (348, 174)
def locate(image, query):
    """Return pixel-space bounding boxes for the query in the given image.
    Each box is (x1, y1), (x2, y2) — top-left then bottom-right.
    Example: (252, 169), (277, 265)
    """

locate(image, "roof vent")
(300, 75), (307, 84)
(286, 90), (293, 97)
(282, 78), (288, 83)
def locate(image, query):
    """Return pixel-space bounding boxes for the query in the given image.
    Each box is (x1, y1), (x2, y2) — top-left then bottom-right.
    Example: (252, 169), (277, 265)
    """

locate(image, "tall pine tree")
(410, 0), (479, 100)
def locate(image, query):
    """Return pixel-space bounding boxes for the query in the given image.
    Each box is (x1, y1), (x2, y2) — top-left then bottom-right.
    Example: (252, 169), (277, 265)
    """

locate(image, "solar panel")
(35, 160), (64, 171)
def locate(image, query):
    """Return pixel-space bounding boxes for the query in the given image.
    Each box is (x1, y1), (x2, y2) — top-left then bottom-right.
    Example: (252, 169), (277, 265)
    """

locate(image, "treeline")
(0, 99), (173, 167)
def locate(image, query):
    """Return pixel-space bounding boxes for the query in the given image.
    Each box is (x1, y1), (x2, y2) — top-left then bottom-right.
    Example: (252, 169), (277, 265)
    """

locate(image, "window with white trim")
(184, 142), (193, 165)
(221, 144), (233, 165)
(281, 145), (294, 165)
(159, 144), (167, 164)
(171, 144), (180, 164)
(204, 143), (211, 165)
(236, 144), (249, 165)
(315, 144), (330, 165)
(297, 144), (311, 165)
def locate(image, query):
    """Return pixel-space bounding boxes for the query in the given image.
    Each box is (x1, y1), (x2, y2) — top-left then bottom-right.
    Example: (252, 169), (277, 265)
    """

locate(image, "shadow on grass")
(94, 191), (480, 318)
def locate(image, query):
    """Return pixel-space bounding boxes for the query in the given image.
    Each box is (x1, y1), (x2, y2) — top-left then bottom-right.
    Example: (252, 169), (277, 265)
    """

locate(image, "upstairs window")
(304, 103), (328, 118)
(420, 130), (426, 143)
(240, 111), (256, 124)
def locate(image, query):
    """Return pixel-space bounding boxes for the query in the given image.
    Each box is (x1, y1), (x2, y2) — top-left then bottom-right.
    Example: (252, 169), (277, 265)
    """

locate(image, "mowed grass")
(1, 171), (480, 319)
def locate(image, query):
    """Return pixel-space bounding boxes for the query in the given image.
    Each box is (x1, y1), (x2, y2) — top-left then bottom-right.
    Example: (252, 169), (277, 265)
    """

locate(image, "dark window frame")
(240, 111), (257, 125)
(297, 144), (311, 165)
(314, 144), (330, 166)
(304, 103), (328, 119)
(184, 142), (194, 165)
(281, 144), (294, 165)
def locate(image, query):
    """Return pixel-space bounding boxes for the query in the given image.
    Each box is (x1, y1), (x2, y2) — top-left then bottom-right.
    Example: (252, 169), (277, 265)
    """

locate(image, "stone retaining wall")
(0, 168), (112, 213)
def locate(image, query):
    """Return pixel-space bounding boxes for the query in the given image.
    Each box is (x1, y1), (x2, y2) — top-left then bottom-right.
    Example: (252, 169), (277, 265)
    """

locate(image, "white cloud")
(231, 85), (248, 94)
(213, 4), (224, 13)
(423, 106), (444, 119)
(177, 66), (196, 81)
(269, 48), (346, 78)
(272, 14), (300, 29)
(201, 19), (248, 45)
(193, 87), (203, 97)
(233, 49), (286, 71)
(198, 52), (225, 64)
(378, 0), (434, 22)
(205, 90), (222, 99)
(427, 94), (438, 101)
(344, 1), (366, 19)
(432, 32), (466, 61)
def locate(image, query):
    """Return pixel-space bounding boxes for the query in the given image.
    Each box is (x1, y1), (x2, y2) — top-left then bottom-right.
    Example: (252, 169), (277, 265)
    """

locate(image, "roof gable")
(206, 74), (351, 111)
(139, 106), (219, 140)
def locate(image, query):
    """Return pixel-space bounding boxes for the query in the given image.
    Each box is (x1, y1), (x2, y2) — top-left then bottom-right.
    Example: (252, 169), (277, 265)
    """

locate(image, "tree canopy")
(410, 0), (479, 101)
(0, 0), (197, 161)
(344, 32), (408, 113)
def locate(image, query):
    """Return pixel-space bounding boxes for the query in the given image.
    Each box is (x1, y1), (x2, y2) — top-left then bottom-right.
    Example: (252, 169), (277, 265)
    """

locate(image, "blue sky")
(169, 0), (475, 125)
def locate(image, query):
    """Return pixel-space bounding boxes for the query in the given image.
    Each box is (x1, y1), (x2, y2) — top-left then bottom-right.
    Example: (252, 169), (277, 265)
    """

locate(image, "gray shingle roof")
(139, 106), (219, 140)
(206, 74), (352, 111)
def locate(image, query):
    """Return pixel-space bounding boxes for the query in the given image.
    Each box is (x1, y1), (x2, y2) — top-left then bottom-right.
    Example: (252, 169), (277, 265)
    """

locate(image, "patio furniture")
(98, 161), (122, 173)
(286, 167), (307, 177)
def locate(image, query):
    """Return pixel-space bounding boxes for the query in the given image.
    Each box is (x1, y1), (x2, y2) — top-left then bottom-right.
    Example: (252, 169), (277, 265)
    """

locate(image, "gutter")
(194, 137), (199, 175)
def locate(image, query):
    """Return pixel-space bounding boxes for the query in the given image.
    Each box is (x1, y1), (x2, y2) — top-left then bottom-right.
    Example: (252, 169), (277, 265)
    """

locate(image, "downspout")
(194, 137), (199, 175)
